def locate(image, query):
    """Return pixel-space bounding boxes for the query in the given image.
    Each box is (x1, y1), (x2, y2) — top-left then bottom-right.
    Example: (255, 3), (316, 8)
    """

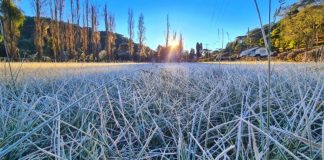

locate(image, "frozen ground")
(1, 62), (323, 81)
(0, 62), (323, 159)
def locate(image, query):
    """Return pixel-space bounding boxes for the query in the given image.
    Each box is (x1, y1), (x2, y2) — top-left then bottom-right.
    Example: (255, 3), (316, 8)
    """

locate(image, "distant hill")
(0, 16), (153, 61)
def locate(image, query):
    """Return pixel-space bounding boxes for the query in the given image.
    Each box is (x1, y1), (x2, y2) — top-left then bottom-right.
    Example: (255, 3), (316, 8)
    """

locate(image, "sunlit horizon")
(17, 0), (297, 51)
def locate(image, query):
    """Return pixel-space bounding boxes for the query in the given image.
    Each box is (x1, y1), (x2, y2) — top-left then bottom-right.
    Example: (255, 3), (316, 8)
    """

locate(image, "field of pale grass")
(0, 62), (323, 159)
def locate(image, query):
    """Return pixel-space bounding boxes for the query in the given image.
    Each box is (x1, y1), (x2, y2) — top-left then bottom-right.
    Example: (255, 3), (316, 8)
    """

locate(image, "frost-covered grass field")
(0, 62), (323, 159)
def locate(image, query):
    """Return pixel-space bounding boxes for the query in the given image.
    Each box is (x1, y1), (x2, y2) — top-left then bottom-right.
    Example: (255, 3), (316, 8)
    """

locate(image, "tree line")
(0, 0), (190, 62)
(2, 0), (321, 62)
(225, 1), (323, 61)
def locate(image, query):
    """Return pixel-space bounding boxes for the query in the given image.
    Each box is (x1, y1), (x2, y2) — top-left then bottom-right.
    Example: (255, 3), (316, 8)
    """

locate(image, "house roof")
(240, 47), (258, 57)
(240, 47), (273, 57)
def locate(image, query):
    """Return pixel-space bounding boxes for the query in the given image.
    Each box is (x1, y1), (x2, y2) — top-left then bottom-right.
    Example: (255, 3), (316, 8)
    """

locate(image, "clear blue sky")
(17, 0), (296, 51)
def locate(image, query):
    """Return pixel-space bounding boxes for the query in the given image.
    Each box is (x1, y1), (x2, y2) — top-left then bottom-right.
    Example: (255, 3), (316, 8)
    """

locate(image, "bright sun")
(170, 40), (178, 48)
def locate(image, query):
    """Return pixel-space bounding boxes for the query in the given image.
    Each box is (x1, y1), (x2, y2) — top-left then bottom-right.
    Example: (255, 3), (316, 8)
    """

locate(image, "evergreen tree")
(189, 48), (195, 61)
(196, 42), (202, 58)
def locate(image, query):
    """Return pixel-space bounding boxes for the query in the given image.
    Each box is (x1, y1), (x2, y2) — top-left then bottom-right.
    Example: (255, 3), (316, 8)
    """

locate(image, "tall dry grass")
(0, 63), (323, 159)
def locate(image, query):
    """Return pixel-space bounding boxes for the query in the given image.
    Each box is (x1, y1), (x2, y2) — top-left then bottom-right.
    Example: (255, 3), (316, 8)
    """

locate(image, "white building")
(240, 47), (273, 57)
